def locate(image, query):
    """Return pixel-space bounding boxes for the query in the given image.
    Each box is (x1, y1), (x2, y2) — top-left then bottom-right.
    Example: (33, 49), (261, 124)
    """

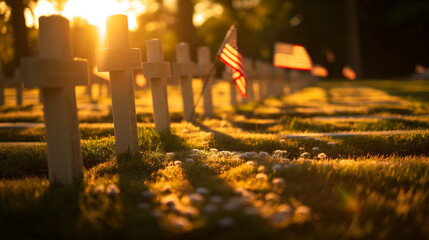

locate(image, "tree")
(3, 0), (32, 68)
(346, 0), (363, 78)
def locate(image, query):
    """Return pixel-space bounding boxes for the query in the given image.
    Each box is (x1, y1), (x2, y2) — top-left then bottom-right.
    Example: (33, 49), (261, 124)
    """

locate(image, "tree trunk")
(176, 0), (197, 51)
(346, 0), (363, 78)
(9, 0), (30, 67)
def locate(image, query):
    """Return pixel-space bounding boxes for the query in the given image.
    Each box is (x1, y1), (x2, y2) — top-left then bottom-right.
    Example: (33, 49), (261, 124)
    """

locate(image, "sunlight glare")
(193, 0), (223, 27)
(27, 0), (147, 45)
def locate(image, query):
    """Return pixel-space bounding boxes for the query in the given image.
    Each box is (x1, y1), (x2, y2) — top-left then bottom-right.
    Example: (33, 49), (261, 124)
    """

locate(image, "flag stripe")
(273, 42), (312, 71)
(217, 24), (247, 98)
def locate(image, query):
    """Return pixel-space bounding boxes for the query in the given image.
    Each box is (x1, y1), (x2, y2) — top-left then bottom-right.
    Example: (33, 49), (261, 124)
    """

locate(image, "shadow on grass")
(138, 127), (191, 153)
(178, 161), (276, 240)
(1, 181), (81, 239)
(193, 122), (284, 153)
(115, 153), (166, 239)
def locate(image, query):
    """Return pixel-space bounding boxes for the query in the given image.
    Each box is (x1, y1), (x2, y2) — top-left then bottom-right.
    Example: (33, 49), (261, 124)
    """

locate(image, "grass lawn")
(0, 78), (429, 239)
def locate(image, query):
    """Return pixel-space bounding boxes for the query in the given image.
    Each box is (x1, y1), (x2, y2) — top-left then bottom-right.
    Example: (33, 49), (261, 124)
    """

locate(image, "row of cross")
(17, 14), (317, 186)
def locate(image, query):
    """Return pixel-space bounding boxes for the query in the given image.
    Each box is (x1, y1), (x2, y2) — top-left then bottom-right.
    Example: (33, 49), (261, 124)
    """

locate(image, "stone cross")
(243, 58), (254, 103)
(256, 60), (268, 101)
(266, 64), (275, 97)
(173, 42), (195, 122)
(14, 69), (23, 106)
(274, 67), (286, 96)
(21, 15), (88, 185)
(222, 67), (237, 106)
(142, 38), (171, 132)
(96, 14), (141, 156)
(197, 46), (214, 118)
(0, 69), (23, 106)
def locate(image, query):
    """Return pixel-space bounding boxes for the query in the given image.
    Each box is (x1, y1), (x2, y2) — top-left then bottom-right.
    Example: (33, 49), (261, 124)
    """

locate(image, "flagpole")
(189, 22), (238, 121)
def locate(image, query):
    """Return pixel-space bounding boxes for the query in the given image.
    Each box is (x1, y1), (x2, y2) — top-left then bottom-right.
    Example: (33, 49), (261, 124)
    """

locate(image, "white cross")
(142, 38), (171, 132)
(96, 14), (141, 156)
(20, 15), (89, 186)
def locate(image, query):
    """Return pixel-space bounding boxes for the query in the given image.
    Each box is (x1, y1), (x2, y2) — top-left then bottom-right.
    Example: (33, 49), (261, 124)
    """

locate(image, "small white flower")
(186, 158), (195, 163)
(295, 205), (311, 216)
(171, 216), (192, 230)
(210, 148), (218, 153)
(305, 159), (313, 164)
(301, 152), (311, 158)
(185, 193), (205, 204)
(203, 204), (218, 213)
(280, 139), (286, 144)
(243, 207), (258, 216)
(165, 152), (176, 158)
(106, 183), (120, 197)
(219, 151), (232, 156)
(314, 138), (321, 141)
(265, 192), (280, 201)
(137, 202), (151, 210)
(210, 195), (223, 204)
(246, 161), (255, 166)
(141, 190), (154, 199)
(279, 158), (291, 164)
(317, 153), (327, 159)
(182, 206), (199, 219)
(259, 152), (269, 157)
(278, 204), (293, 215)
(223, 198), (241, 211)
(189, 153), (198, 158)
(191, 149), (200, 154)
(312, 147), (320, 152)
(256, 173), (268, 180)
(272, 163), (282, 172)
(195, 187), (209, 196)
(174, 160), (183, 166)
(201, 163), (210, 168)
(258, 165), (266, 172)
(235, 188), (255, 201)
(218, 217), (234, 227)
(95, 185), (104, 193)
(327, 142), (336, 146)
(272, 178), (285, 186)
(161, 194), (180, 207)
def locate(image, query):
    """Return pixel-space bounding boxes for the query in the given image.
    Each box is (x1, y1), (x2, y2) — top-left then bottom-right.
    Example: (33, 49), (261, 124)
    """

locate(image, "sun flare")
(26, 0), (146, 44)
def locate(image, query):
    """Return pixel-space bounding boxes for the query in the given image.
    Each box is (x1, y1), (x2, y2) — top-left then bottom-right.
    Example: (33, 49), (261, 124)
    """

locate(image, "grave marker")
(274, 67), (286, 96)
(243, 58), (254, 102)
(20, 15), (88, 185)
(173, 42), (196, 122)
(197, 46), (214, 118)
(0, 69), (23, 106)
(0, 72), (4, 106)
(142, 38), (171, 132)
(14, 69), (23, 106)
(256, 60), (268, 101)
(222, 67), (237, 106)
(96, 14), (140, 155)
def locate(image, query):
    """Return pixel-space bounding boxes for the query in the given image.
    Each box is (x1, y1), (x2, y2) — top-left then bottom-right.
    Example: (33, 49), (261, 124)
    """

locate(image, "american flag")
(273, 42), (312, 71)
(217, 24), (247, 98)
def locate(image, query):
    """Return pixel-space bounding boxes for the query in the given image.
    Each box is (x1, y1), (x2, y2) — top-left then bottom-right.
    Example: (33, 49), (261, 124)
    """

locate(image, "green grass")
(1, 79), (429, 239)
(1, 151), (428, 239)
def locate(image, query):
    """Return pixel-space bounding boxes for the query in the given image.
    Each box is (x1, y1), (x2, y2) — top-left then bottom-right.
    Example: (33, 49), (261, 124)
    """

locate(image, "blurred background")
(1, 0), (428, 79)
